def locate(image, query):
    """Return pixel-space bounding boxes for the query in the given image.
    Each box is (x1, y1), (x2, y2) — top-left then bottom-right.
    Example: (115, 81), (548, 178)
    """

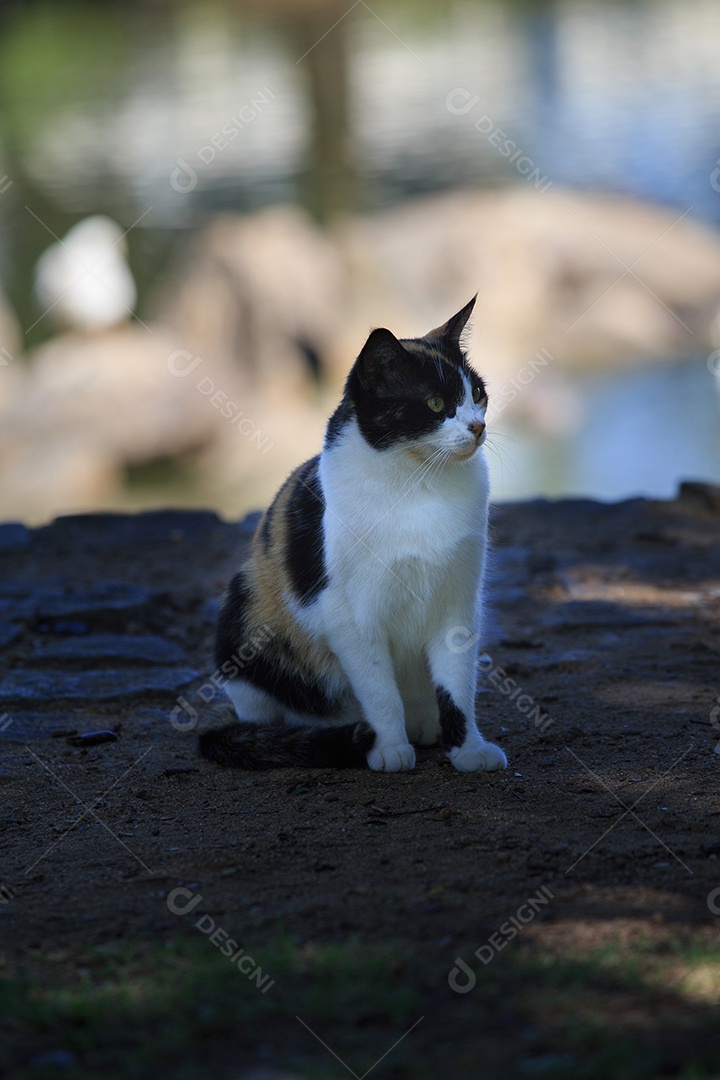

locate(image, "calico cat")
(199, 297), (507, 773)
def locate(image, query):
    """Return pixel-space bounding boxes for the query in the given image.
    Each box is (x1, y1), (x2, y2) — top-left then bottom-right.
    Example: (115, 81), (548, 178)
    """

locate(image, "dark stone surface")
(38, 509), (225, 548)
(0, 583), (167, 628)
(678, 479), (720, 513)
(0, 523), (31, 552)
(27, 633), (188, 666)
(538, 601), (682, 631)
(0, 510), (230, 743)
(0, 623), (21, 649)
(0, 666), (200, 705)
(37, 583), (165, 621)
(0, 712), (79, 742)
(35, 621), (89, 636)
(0, 492), (718, 759)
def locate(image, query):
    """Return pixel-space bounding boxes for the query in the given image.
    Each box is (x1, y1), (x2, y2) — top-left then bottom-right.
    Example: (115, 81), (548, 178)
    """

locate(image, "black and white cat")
(199, 298), (507, 773)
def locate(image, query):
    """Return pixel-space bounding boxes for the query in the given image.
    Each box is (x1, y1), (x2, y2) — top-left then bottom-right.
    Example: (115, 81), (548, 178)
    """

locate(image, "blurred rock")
(0, 323), (246, 521)
(3, 188), (720, 524)
(155, 187), (720, 412)
(18, 325), (233, 461)
(153, 204), (348, 391)
(337, 187), (720, 384)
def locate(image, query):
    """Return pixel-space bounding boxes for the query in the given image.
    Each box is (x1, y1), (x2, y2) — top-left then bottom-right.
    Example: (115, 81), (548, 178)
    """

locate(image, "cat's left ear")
(355, 327), (410, 392)
(427, 295), (477, 349)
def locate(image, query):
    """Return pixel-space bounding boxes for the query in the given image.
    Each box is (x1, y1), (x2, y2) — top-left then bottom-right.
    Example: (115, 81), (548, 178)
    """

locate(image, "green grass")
(0, 934), (421, 1080)
(2, 931), (720, 1079)
(503, 936), (720, 1080)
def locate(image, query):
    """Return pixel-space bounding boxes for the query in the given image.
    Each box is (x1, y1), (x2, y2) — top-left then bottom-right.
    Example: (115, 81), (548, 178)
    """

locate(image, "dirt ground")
(1, 485), (720, 1078)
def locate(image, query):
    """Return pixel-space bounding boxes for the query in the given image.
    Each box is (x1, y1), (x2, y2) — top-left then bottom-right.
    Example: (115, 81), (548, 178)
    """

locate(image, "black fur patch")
(285, 456), (328, 605)
(241, 633), (339, 717)
(215, 571), (339, 719)
(436, 687), (467, 749)
(215, 571), (253, 673)
(258, 502), (274, 552)
(199, 718), (375, 770)
(346, 334), (486, 452)
(325, 397), (355, 447)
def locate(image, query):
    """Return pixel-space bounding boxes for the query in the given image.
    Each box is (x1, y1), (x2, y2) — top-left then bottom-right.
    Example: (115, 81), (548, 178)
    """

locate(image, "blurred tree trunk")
(288, 4), (355, 223)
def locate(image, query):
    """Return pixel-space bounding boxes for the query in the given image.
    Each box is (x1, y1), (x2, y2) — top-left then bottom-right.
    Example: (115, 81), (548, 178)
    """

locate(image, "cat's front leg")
(331, 634), (416, 772)
(427, 631), (507, 773)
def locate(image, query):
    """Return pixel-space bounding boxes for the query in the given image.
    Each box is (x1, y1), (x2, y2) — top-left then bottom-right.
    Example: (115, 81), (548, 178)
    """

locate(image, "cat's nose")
(468, 421), (485, 441)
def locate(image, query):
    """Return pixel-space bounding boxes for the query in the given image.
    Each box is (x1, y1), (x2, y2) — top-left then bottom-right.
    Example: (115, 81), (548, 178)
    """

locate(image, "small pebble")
(67, 730), (117, 747)
(440, 807), (452, 819)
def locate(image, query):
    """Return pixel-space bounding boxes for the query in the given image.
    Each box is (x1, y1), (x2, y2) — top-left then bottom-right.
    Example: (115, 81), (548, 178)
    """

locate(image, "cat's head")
(341, 297), (488, 461)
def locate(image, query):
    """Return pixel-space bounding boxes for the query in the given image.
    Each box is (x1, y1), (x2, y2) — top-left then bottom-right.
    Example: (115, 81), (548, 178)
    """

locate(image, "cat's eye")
(427, 396), (445, 413)
(472, 386), (486, 405)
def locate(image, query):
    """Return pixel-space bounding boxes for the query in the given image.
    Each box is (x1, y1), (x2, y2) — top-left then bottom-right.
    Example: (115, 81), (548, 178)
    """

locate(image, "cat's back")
(251, 453), (328, 609)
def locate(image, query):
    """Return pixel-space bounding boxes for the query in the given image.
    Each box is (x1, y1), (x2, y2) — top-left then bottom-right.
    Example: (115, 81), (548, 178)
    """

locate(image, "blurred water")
(489, 356), (720, 502)
(2, 0), (720, 230)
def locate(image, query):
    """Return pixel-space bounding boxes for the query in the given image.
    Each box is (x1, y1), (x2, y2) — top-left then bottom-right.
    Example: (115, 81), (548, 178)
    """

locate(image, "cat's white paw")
(449, 741), (507, 773)
(367, 742), (416, 772)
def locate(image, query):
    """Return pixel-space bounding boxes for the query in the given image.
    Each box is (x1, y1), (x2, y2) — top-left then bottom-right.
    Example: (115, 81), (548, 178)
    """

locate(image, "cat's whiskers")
(351, 444), (450, 551)
(485, 429), (518, 446)
(422, 444), (453, 486)
(386, 444), (448, 493)
(484, 433), (518, 485)
(404, 444), (453, 495)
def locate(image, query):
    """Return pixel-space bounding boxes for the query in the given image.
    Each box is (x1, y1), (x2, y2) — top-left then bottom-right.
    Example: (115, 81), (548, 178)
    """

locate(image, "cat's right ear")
(356, 328), (408, 392)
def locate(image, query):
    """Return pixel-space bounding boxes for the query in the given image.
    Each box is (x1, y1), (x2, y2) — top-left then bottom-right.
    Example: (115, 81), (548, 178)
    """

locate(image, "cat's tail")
(198, 709), (375, 770)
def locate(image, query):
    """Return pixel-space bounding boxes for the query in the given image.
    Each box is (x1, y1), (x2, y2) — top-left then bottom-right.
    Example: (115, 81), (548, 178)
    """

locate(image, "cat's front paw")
(367, 742), (416, 772)
(449, 741), (507, 773)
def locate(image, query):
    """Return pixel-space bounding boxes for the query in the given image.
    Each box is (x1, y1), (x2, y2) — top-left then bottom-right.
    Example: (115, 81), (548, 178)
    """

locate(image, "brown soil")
(1, 486), (719, 1077)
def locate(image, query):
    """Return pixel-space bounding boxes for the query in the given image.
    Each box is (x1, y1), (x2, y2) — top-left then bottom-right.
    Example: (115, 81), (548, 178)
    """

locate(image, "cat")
(199, 297), (508, 774)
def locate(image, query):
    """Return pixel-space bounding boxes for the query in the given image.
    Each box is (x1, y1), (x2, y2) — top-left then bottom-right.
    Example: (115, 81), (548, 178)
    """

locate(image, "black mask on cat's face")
(336, 297), (489, 458)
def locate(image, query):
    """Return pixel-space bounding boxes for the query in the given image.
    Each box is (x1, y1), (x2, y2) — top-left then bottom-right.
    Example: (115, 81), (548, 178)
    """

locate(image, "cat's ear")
(427, 295), (477, 349)
(356, 327), (409, 392)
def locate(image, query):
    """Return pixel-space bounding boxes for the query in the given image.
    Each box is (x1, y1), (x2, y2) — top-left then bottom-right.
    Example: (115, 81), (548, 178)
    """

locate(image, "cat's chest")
(323, 457), (487, 567)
